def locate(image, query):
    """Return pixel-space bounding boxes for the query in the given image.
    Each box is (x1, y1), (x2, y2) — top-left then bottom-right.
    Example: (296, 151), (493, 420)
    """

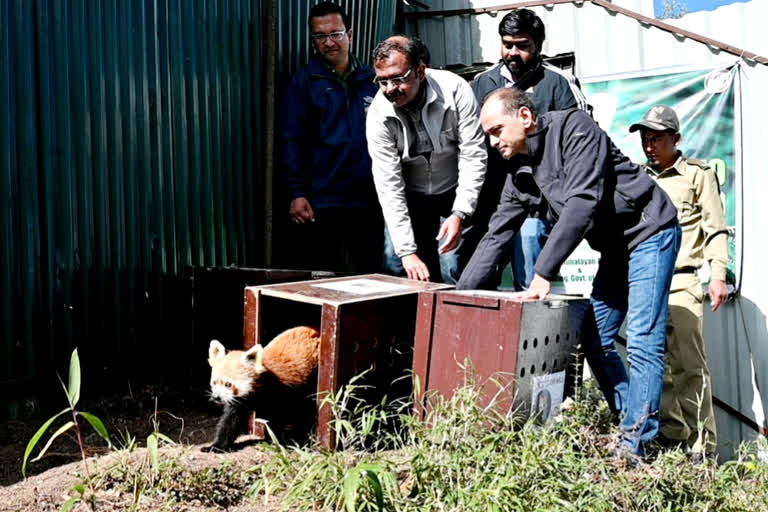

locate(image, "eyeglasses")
(311, 31), (347, 43)
(373, 68), (414, 88)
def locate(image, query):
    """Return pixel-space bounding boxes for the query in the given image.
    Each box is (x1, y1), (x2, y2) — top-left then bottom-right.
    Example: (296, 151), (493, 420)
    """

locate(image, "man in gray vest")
(367, 36), (487, 283)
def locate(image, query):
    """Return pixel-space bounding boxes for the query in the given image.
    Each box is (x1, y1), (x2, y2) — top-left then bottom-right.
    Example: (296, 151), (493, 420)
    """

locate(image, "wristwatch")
(451, 210), (469, 222)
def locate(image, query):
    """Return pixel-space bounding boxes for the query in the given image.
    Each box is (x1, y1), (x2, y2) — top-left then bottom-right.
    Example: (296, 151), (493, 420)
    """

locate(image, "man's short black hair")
(498, 8), (545, 48)
(485, 88), (538, 119)
(372, 35), (430, 69)
(309, 1), (350, 31)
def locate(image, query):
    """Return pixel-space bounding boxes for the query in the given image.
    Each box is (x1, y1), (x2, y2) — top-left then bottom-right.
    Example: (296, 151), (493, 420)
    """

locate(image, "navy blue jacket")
(457, 109), (679, 289)
(281, 56), (378, 209)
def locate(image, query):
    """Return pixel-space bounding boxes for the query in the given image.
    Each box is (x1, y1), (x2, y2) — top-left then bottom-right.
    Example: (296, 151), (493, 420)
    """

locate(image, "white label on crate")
(531, 371), (566, 423)
(311, 278), (412, 295)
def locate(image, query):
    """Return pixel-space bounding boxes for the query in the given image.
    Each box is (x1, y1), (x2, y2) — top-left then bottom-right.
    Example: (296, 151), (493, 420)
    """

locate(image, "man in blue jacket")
(280, 2), (380, 272)
(458, 88), (682, 460)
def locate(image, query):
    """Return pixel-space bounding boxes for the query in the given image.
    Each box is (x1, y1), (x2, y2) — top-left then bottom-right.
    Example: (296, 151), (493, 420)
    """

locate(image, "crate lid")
(428, 289), (590, 309)
(247, 273), (453, 306)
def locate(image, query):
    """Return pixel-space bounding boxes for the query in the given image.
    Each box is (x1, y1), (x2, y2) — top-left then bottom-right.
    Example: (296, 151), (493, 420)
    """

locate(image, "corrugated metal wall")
(1, 0), (264, 403)
(277, 0), (397, 77)
(0, 0), (398, 415)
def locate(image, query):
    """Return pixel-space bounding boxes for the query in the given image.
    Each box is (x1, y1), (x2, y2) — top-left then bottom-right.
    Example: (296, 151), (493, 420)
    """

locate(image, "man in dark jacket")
(458, 88), (682, 460)
(467, 8), (589, 290)
(280, 1), (381, 272)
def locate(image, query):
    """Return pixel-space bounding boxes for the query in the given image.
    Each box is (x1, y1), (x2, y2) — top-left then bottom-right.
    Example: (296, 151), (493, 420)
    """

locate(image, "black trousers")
(287, 206), (383, 274)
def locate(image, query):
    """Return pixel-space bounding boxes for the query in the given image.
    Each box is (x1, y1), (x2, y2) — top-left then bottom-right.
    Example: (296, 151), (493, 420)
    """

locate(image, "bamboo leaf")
(59, 495), (80, 512)
(77, 412), (110, 447)
(359, 463), (386, 510)
(365, 470), (385, 510)
(31, 421), (75, 463)
(22, 408), (69, 478)
(147, 434), (159, 470)
(67, 348), (81, 407)
(342, 467), (362, 512)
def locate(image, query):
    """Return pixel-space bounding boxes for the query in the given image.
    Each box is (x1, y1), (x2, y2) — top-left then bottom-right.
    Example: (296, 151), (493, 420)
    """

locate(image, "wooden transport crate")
(243, 274), (452, 449)
(413, 290), (591, 422)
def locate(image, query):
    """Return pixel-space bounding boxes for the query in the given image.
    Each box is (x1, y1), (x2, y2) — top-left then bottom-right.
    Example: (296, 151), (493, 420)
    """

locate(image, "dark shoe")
(687, 451), (717, 465)
(613, 444), (644, 468)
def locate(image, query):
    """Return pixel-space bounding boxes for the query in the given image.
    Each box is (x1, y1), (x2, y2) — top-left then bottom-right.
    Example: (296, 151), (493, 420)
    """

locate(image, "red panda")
(203, 325), (321, 452)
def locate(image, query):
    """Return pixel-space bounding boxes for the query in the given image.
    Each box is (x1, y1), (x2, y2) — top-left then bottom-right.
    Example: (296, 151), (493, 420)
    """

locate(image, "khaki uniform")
(647, 154), (728, 453)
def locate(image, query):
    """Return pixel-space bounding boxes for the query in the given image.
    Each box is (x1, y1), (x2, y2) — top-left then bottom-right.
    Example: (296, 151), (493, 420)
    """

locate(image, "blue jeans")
(583, 223), (681, 456)
(382, 222), (461, 284)
(511, 217), (549, 291)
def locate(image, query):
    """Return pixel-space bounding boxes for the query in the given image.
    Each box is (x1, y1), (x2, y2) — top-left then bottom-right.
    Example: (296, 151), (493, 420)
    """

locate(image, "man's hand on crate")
(510, 274), (551, 301)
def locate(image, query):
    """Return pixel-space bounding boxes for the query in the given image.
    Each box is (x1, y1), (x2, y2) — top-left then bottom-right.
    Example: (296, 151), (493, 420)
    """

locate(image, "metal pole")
(264, 0), (277, 265)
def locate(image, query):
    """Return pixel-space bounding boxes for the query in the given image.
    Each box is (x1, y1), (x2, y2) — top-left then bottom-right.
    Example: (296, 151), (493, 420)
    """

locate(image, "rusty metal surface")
(414, 290), (590, 421)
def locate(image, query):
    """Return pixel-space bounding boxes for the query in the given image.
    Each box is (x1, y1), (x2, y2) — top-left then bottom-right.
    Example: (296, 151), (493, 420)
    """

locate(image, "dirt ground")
(0, 385), (282, 511)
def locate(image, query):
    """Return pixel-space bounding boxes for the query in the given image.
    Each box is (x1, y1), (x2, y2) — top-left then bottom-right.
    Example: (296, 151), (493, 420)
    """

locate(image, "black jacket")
(468, 60), (590, 235)
(457, 109), (679, 289)
(470, 60), (589, 114)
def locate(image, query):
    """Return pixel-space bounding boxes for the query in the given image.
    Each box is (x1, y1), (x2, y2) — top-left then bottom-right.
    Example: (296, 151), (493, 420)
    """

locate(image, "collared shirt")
(499, 63), (517, 87)
(366, 68), (487, 257)
(646, 154), (728, 282)
(400, 85), (433, 159)
(321, 55), (356, 74)
(495, 59), (590, 113)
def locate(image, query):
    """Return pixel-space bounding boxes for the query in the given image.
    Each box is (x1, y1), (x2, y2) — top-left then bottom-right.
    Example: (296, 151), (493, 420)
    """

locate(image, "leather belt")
(674, 266), (697, 275)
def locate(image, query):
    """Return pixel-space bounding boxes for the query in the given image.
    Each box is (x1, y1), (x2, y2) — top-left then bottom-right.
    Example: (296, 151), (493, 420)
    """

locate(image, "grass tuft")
(250, 376), (768, 512)
(56, 372), (768, 511)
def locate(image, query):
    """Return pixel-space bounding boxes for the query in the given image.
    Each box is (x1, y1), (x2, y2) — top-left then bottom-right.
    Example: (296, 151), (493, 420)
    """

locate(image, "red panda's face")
(208, 340), (266, 405)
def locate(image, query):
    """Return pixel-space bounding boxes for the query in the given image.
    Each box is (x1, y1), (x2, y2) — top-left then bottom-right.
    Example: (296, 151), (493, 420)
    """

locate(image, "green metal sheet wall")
(277, 0), (397, 76)
(0, 0), (397, 415)
(1, 0), (264, 402)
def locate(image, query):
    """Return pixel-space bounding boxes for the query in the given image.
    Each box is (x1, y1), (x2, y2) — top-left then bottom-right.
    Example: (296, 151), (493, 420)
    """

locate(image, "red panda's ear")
(208, 340), (226, 366)
(243, 344), (266, 374)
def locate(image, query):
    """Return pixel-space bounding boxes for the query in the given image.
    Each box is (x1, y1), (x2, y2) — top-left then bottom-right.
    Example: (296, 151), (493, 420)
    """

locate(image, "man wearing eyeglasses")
(467, 8), (590, 292)
(459, 88), (681, 462)
(366, 35), (487, 283)
(281, 1), (381, 272)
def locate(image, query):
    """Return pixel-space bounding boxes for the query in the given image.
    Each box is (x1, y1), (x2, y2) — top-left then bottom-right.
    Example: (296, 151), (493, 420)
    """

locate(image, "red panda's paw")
(201, 443), (230, 453)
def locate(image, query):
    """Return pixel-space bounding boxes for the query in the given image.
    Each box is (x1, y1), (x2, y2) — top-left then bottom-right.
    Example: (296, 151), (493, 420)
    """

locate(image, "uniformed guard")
(630, 105), (729, 460)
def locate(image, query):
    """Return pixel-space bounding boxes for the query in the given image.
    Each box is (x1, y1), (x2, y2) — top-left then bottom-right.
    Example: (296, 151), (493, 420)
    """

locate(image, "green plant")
(245, 371), (768, 512)
(146, 397), (176, 473)
(21, 348), (111, 510)
(342, 461), (397, 512)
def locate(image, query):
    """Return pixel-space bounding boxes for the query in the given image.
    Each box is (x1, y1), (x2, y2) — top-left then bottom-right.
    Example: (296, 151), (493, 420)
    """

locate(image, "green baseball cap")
(629, 105), (680, 133)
